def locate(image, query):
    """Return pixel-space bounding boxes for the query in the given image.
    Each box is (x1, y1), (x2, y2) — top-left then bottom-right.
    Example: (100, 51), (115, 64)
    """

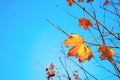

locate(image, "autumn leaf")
(104, 0), (109, 6)
(46, 64), (54, 71)
(47, 70), (58, 80)
(73, 70), (80, 80)
(67, 0), (74, 6)
(64, 34), (93, 62)
(78, 18), (93, 30)
(46, 64), (58, 80)
(98, 44), (115, 62)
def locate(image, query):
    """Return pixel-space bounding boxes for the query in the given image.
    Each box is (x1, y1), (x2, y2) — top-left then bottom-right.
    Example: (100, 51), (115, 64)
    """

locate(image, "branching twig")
(46, 19), (69, 36)
(59, 57), (71, 80)
(99, 6), (120, 18)
(68, 58), (98, 80)
(73, 1), (120, 40)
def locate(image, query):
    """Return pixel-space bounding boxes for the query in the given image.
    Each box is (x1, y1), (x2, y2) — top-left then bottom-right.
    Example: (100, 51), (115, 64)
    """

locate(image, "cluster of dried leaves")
(46, 64), (58, 80)
(67, 0), (109, 6)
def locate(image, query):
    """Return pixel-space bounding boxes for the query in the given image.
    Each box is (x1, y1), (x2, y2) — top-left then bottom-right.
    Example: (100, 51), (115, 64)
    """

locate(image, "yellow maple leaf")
(64, 34), (93, 62)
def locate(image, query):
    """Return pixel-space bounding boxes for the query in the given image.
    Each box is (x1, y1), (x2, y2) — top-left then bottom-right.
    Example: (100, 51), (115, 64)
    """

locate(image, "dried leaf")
(98, 44), (115, 62)
(78, 18), (92, 30)
(64, 34), (93, 62)
(104, 0), (109, 6)
(46, 64), (58, 80)
(73, 70), (80, 80)
(46, 64), (54, 71)
(47, 70), (58, 80)
(67, 0), (74, 6)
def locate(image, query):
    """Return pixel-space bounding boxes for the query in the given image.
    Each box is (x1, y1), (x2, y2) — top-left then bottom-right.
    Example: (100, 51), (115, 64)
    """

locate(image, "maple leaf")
(104, 0), (109, 6)
(98, 44), (115, 62)
(78, 18), (92, 30)
(67, 0), (74, 6)
(64, 34), (93, 62)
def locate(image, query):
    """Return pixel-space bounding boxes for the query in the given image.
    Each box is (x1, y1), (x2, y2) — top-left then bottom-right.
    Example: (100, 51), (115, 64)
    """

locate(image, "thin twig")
(81, 63), (89, 80)
(111, 61), (120, 78)
(90, 3), (106, 44)
(56, 5), (78, 19)
(46, 19), (69, 36)
(59, 57), (71, 80)
(93, 58), (118, 77)
(68, 58), (98, 80)
(99, 6), (120, 18)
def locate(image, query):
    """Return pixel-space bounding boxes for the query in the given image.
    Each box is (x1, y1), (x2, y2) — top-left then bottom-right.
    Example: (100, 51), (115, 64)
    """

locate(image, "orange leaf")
(46, 64), (58, 80)
(78, 18), (92, 30)
(47, 71), (55, 80)
(98, 44), (115, 62)
(67, 0), (74, 6)
(64, 34), (93, 62)
(104, 0), (109, 6)
(46, 64), (54, 71)
(64, 34), (84, 46)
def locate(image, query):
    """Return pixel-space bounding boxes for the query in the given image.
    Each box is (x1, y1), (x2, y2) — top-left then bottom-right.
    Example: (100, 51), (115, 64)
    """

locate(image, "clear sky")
(0, 0), (120, 80)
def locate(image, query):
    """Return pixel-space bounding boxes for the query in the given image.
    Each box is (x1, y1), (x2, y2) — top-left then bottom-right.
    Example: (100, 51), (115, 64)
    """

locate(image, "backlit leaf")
(46, 64), (58, 80)
(67, 0), (74, 6)
(46, 64), (54, 71)
(64, 34), (93, 62)
(104, 0), (109, 6)
(98, 44), (115, 62)
(78, 18), (93, 30)
(47, 70), (58, 80)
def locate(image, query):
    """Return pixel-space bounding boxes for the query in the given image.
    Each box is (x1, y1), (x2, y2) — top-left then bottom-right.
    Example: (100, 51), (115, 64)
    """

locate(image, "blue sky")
(0, 0), (120, 80)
